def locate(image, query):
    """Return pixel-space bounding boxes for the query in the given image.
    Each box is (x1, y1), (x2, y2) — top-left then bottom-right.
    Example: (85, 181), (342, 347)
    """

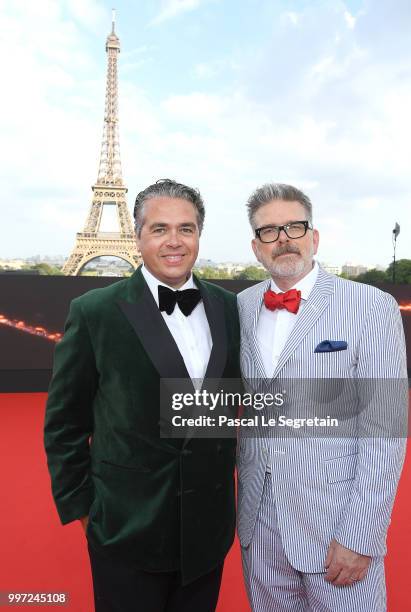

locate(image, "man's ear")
(251, 238), (260, 262)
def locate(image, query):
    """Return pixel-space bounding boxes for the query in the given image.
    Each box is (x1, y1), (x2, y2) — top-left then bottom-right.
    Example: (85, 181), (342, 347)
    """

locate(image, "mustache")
(272, 244), (301, 257)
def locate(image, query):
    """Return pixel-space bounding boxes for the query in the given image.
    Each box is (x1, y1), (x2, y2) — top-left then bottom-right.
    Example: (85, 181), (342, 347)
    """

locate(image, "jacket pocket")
(324, 453), (358, 483)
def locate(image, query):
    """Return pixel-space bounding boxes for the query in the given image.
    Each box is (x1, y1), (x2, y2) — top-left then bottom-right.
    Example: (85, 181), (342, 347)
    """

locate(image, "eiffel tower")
(63, 11), (141, 276)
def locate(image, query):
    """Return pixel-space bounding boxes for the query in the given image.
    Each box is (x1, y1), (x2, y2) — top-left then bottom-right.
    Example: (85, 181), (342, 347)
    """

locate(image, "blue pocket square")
(314, 340), (348, 353)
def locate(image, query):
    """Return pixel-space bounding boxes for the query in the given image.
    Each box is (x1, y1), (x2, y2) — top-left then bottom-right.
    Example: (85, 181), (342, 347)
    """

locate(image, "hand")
(79, 515), (89, 533)
(324, 539), (371, 586)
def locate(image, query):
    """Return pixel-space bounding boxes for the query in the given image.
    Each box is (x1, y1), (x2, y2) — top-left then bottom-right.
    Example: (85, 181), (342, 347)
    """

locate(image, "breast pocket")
(312, 342), (355, 378)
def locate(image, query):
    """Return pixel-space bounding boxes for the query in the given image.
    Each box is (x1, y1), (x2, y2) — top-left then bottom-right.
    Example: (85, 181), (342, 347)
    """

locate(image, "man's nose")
(166, 230), (183, 247)
(277, 227), (289, 243)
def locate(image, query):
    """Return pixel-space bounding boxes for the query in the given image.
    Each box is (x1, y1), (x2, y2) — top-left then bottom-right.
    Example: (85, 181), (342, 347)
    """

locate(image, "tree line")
(2, 259), (411, 284)
(343, 260), (411, 285)
(196, 260), (411, 284)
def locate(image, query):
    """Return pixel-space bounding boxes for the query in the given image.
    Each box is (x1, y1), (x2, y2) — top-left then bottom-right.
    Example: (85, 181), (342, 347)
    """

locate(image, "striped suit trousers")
(241, 473), (386, 612)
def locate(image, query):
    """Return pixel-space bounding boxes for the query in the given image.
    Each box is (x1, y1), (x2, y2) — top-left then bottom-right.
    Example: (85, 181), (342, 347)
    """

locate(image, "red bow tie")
(263, 288), (301, 314)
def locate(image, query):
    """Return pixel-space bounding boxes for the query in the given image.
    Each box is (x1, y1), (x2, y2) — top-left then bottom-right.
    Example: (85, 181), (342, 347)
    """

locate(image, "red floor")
(0, 393), (409, 611)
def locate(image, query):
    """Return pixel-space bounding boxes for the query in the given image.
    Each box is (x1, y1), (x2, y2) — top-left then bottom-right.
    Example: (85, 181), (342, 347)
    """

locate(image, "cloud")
(344, 10), (356, 29)
(194, 62), (217, 79)
(65, 0), (107, 32)
(0, 0), (103, 254)
(162, 92), (228, 120)
(194, 57), (241, 79)
(122, 46), (152, 59)
(281, 11), (302, 26)
(150, 0), (205, 26)
(1, 0), (410, 269)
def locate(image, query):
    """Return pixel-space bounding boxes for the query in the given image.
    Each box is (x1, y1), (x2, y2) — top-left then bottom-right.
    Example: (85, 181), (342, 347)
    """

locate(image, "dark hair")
(134, 178), (205, 236)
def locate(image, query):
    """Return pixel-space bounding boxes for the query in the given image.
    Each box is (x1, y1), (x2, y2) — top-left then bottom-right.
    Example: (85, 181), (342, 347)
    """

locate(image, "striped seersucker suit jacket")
(237, 266), (408, 573)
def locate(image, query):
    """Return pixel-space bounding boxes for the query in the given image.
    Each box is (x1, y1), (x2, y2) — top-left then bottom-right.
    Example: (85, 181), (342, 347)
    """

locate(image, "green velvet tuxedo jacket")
(44, 267), (241, 584)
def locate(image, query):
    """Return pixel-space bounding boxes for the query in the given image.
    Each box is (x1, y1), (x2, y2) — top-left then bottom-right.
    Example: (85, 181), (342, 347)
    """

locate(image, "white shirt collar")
(270, 261), (319, 301)
(141, 265), (195, 306)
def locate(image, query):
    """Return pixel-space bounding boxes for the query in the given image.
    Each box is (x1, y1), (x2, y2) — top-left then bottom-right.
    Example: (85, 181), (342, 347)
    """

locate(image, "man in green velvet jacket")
(44, 179), (241, 612)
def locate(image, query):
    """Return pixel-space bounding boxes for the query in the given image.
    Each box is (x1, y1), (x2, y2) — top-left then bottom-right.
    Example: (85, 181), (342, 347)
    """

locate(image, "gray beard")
(269, 253), (306, 278)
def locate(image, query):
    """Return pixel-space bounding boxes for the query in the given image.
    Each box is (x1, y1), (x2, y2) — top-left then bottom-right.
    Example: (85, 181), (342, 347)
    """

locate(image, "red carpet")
(0, 393), (409, 611)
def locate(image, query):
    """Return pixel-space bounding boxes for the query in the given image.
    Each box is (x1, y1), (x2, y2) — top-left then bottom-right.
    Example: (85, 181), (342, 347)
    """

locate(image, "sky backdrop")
(1, 0), (410, 267)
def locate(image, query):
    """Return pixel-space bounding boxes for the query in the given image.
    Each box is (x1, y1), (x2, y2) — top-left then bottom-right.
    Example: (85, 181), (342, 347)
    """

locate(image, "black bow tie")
(158, 285), (202, 316)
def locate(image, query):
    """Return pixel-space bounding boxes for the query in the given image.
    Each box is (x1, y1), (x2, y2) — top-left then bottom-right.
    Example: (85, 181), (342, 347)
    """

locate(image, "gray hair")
(134, 178), (205, 236)
(247, 183), (313, 228)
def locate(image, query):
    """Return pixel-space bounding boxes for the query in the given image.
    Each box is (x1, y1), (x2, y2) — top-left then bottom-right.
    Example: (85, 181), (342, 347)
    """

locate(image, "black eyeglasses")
(255, 221), (312, 243)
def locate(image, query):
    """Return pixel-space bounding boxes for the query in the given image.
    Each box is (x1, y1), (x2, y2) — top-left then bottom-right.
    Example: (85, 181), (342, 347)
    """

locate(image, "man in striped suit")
(237, 183), (407, 611)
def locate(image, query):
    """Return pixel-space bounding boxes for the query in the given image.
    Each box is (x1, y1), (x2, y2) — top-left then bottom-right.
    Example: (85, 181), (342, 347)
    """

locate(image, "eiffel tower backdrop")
(62, 11), (141, 276)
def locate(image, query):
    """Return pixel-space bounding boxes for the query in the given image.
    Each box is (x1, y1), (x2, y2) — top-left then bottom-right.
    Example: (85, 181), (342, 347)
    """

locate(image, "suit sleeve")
(44, 298), (98, 525)
(335, 291), (408, 556)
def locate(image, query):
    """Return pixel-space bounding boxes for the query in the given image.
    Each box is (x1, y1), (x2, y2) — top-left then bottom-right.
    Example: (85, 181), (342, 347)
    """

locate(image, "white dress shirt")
(256, 262), (319, 472)
(256, 262), (319, 378)
(141, 266), (212, 383)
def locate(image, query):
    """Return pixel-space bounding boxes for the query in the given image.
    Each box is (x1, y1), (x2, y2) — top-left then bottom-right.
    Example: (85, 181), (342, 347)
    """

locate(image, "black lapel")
(118, 272), (228, 381)
(196, 277), (228, 381)
(117, 272), (230, 447)
(117, 276), (190, 381)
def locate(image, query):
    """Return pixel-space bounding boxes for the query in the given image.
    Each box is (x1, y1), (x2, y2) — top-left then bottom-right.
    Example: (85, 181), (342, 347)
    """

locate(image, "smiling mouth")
(162, 254), (185, 263)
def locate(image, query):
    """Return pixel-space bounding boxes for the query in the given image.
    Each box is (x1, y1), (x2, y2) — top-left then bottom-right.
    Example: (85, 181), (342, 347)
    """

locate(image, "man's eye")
(180, 227), (194, 234)
(153, 227), (166, 234)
